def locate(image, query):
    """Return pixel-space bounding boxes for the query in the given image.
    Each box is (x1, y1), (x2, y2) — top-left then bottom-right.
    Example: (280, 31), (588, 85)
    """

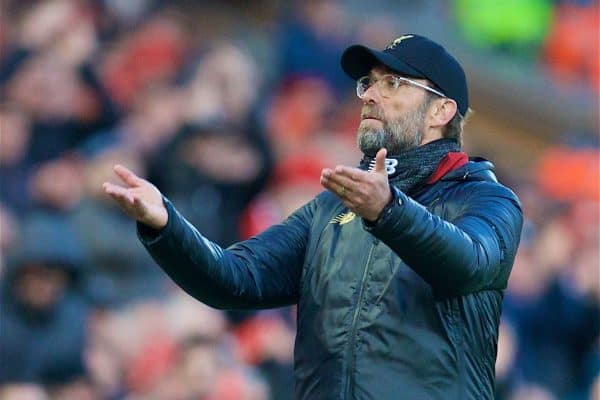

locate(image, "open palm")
(103, 165), (168, 230)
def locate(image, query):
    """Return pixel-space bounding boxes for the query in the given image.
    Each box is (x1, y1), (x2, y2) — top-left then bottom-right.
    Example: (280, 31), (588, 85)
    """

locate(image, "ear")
(429, 99), (457, 128)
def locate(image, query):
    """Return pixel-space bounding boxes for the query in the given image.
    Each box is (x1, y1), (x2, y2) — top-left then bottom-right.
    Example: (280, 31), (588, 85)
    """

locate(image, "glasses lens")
(356, 77), (371, 98)
(379, 76), (399, 98)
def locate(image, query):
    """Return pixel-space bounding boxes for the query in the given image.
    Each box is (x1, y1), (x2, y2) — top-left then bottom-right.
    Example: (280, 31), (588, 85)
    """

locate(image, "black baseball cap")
(340, 34), (469, 116)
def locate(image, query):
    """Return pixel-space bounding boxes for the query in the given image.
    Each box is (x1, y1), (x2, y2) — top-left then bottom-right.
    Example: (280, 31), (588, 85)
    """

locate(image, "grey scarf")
(360, 138), (461, 194)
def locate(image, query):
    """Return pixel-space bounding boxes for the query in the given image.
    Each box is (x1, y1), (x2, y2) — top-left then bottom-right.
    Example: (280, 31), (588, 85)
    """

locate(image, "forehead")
(369, 65), (395, 77)
(368, 65), (429, 85)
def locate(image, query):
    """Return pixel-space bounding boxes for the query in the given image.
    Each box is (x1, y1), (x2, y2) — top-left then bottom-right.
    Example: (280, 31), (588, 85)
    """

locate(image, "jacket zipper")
(343, 244), (376, 399)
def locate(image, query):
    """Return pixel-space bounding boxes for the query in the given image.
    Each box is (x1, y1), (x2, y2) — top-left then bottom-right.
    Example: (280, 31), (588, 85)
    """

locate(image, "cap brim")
(340, 45), (424, 80)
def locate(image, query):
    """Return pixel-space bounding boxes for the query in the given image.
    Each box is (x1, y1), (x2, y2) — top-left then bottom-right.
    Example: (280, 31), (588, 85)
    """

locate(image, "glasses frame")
(356, 74), (447, 99)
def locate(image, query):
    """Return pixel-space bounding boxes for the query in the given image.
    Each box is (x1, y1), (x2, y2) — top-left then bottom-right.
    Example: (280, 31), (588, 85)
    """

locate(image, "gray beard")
(357, 102), (428, 156)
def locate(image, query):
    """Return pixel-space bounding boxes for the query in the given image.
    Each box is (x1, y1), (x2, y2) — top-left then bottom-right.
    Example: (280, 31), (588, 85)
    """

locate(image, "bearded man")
(104, 34), (523, 400)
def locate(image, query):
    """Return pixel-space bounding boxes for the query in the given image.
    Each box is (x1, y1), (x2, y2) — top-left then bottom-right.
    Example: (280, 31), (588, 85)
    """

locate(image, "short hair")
(442, 108), (470, 146)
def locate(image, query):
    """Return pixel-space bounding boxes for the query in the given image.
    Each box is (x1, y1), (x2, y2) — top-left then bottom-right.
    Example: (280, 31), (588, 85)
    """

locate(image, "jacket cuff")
(362, 186), (409, 233)
(136, 196), (175, 246)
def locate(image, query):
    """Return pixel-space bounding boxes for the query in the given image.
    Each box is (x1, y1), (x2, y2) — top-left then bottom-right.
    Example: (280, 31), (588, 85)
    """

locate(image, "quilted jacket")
(138, 157), (523, 400)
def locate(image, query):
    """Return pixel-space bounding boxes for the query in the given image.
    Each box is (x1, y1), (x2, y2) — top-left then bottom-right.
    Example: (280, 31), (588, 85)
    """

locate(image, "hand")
(320, 148), (392, 222)
(103, 165), (168, 230)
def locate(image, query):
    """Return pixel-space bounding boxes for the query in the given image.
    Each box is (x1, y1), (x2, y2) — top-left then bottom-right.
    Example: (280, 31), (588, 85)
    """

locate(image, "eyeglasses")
(356, 74), (446, 99)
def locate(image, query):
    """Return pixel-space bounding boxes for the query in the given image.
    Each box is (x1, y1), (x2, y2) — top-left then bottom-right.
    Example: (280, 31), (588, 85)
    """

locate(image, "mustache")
(360, 106), (385, 120)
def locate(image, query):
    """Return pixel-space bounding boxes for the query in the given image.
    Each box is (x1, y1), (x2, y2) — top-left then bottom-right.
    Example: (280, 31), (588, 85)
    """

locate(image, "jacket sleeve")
(364, 182), (523, 295)
(137, 197), (314, 309)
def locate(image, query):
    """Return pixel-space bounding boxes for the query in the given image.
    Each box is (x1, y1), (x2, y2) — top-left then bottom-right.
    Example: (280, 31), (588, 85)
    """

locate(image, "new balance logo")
(368, 158), (398, 175)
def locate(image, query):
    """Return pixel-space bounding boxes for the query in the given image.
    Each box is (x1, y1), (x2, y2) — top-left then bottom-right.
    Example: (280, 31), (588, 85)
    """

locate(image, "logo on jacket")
(330, 211), (356, 225)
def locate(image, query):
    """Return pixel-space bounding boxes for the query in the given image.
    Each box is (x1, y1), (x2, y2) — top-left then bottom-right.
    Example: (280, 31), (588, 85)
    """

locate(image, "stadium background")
(0, 0), (598, 399)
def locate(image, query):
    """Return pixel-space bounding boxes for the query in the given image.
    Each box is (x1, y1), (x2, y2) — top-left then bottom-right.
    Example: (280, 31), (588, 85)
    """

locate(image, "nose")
(360, 83), (380, 105)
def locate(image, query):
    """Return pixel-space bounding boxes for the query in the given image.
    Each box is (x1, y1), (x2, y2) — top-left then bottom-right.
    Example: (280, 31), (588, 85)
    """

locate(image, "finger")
(107, 189), (134, 207)
(103, 182), (134, 205)
(320, 174), (346, 196)
(373, 148), (387, 174)
(322, 170), (357, 192)
(321, 176), (362, 209)
(113, 164), (143, 188)
(333, 166), (370, 181)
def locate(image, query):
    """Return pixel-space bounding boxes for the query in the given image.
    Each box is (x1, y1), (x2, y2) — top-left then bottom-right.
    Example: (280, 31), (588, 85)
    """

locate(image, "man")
(0, 214), (89, 386)
(104, 34), (523, 399)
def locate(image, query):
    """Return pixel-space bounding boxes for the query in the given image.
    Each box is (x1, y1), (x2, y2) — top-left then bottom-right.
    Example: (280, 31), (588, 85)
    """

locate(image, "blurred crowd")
(454, 0), (598, 90)
(0, 1), (598, 400)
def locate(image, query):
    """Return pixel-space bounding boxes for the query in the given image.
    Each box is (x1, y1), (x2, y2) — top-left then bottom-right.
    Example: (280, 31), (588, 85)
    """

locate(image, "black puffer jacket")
(138, 158), (523, 400)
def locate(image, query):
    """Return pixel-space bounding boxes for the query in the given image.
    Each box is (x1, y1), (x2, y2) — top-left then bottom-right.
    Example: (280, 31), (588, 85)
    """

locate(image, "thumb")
(374, 148), (388, 174)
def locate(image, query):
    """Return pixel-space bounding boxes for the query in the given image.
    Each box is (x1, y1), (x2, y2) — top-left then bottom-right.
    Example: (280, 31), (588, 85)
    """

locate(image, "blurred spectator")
(209, 367), (270, 400)
(266, 77), (336, 157)
(101, 13), (186, 107)
(544, 1), (599, 91)
(0, 102), (32, 214)
(164, 291), (228, 342)
(183, 44), (262, 127)
(503, 210), (600, 398)
(509, 385), (557, 400)
(535, 145), (600, 203)
(149, 121), (273, 247)
(101, 0), (159, 26)
(495, 319), (521, 399)
(0, 384), (49, 400)
(2, 0), (118, 165)
(277, 0), (352, 92)
(0, 204), (20, 260)
(84, 335), (127, 400)
(240, 153), (330, 238)
(28, 155), (85, 213)
(70, 144), (167, 306)
(89, 83), (185, 162)
(147, 42), (276, 246)
(233, 311), (295, 400)
(176, 335), (222, 399)
(0, 213), (90, 385)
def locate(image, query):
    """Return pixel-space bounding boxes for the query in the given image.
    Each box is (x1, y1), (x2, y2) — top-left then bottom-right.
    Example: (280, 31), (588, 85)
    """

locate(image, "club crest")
(386, 35), (414, 50)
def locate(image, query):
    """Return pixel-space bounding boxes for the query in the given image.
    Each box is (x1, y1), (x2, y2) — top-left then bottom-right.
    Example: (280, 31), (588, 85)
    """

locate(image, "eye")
(358, 77), (371, 90)
(381, 76), (399, 91)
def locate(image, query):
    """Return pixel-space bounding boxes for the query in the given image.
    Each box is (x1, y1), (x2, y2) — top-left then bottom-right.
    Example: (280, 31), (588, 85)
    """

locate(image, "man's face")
(16, 263), (68, 310)
(357, 66), (433, 156)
